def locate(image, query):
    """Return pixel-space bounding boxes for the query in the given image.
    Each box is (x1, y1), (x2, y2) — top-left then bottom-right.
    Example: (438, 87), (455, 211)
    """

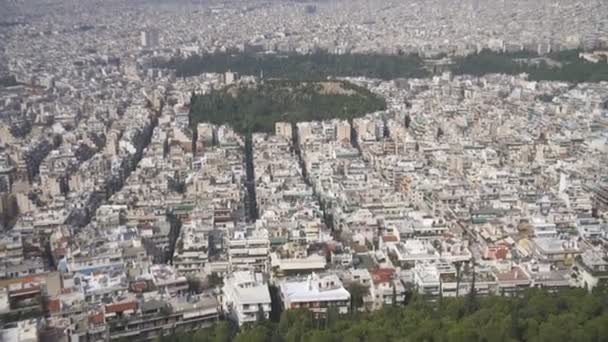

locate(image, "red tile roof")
(105, 301), (137, 314)
(382, 235), (398, 242)
(494, 267), (530, 282)
(495, 248), (509, 260)
(130, 281), (147, 293)
(484, 245), (510, 260)
(370, 268), (395, 284)
(48, 298), (61, 313)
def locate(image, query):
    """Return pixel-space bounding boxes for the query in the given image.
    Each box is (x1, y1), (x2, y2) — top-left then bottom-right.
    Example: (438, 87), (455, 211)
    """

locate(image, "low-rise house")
(575, 216), (606, 240)
(493, 266), (532, 296)
(148, 264), (188, 296)
(391, 239), (439, 267)
(108, 295), (219, 341)
(368, 268), (406, 309)
(0, 319), (37, 342)
(575, 249), (608, 291)
(530, 237), (581, 263)
(441, 268), (497, 297)
(270, 253), (326, 278)
(412, 261), (443, 297)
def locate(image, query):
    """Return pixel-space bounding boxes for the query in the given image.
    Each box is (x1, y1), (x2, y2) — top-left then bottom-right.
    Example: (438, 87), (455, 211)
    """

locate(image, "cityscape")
(0, 0), (608, 341)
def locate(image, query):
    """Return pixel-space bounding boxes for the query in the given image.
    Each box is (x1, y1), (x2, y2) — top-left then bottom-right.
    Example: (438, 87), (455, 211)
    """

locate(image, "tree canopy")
(189, 80), (386, 134)
(159, 51), (430, 80)
(159, 287), (608, 342)
(160, 49), (608, 84)
(451, 49), (608, 83)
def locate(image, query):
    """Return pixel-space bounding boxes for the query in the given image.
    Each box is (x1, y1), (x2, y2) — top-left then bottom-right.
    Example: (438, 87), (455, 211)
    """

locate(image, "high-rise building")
(140, 29), (159, 48)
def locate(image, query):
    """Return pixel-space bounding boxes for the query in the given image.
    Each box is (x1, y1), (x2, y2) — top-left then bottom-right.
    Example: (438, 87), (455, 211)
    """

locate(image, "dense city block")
(0, 0), (608, 341)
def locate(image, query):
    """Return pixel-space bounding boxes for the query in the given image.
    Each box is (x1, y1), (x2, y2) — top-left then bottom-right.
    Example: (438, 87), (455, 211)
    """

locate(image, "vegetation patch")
(160, 51), (430, 80)
(162, 49), (608, 83)
(158, 287), (608, 342)
(452, 49), (608, 83)
(189, 80), (386, 134)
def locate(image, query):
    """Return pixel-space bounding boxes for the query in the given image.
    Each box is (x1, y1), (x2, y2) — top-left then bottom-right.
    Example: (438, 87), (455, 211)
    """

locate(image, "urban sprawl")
(0, 0), (608, 341)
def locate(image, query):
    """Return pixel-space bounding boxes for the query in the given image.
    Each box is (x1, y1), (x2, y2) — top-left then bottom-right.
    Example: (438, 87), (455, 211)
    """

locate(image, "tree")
(391, 284), (398, 307)
(256, 304), (266, 323)
(436, 127), (444, 140)
(159, 51), (429, 81)
(326, 306), (340, 329)
(235, 325), (270, 342)
(207, 272), (224, 288)
(510, 298), (523, 341)
(278, 309), (313, 339)
(465, 263), (478, 314)
(170, 287), (608, 342)
(211, 321), (236, 342)
(454, 261), (463, 297)
(347, 283), (369, 313)
(302, 330), (335, 342)
(187, 276), (204, 294)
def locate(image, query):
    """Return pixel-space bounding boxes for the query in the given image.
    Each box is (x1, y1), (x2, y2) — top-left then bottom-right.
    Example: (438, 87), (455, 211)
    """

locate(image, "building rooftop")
(223, 271), (271, 305)
(280, 273), (350, 303)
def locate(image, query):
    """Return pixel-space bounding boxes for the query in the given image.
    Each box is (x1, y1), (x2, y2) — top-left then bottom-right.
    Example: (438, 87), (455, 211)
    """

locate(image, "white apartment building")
(222, 271), (271, 326)
(279, 273), (350, 316)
